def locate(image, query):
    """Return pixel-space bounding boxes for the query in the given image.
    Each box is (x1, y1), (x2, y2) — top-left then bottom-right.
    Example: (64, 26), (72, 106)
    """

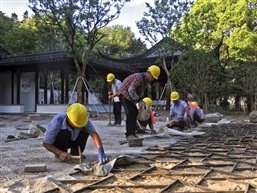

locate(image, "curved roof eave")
(97, 37), (184, 63)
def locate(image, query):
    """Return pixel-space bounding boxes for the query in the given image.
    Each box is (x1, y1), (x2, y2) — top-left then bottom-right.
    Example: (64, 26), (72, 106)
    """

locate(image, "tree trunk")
(204, 93), (207, 114)
(165, 79), (172, 111)
(76, 79), (83, 103)
(235, 95), (240, 110)
(246, 95), (252, 113)
(50, 83), (54, 104)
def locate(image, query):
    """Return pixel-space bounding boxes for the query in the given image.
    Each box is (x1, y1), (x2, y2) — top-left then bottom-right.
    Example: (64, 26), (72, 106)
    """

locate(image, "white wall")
(38, 89), (100, 105)
(20, 72), (35, 112)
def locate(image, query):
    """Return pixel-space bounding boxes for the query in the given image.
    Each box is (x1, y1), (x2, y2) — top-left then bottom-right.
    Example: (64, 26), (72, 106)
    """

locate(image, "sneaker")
(116, 124), (120, 127)
(126, 134), (138, 140)
(136, 129), (146, 134)
(126, 135), (135, 140)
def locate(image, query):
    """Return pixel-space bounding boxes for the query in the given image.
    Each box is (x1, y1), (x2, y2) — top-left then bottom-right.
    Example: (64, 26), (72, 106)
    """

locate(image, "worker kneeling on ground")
(166, 91), (191, 130)
(188, 101), (205, 128)
(43, 103), (109, 165)
(136, 97), (156, 135)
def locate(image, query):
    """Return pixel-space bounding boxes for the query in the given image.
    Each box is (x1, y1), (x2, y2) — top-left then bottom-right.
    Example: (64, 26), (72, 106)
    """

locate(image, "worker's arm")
(89, 132), (109, 164)
(128, 81), (141, 102)
(89, 132), (103, 148)
(108, 91), (119, 99)
(43, 141), (71, 161)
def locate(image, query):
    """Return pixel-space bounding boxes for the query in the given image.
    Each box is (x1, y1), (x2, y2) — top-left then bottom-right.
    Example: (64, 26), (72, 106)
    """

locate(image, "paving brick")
(24, 164), (47, 172)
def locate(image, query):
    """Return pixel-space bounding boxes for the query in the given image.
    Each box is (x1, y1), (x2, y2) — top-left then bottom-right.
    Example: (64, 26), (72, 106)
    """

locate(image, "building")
(0, 38), (182, 113)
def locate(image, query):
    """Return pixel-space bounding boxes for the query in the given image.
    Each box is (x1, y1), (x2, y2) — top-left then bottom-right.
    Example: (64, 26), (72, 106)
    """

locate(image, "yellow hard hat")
(143, 97), (153, 107)
(170, 91), (180, 101)
(67, 103), (88, 127)
(148, 65), (160, 80)
(191, 101), (198, 106)
(107, 73), (115, 82)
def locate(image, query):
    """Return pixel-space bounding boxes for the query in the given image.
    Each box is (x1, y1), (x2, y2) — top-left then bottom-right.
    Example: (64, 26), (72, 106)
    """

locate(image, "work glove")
(183, 113), (190, 119)
(98, 147), (109, 165)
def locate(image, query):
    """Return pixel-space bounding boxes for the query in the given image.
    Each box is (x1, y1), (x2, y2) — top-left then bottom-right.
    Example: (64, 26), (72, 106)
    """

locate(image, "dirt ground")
(0, 111), (252, 193)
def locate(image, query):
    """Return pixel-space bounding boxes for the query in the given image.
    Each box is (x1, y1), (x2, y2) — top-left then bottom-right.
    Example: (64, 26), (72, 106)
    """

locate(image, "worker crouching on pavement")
(43, 103), (109, 165)
(188, 101), (205, 128)
(166, 91), (191, 130)
(136, 97), (157, 135)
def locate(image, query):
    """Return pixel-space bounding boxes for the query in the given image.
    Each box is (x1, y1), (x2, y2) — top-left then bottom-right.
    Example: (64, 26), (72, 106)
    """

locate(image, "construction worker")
(118, 65), (160, 140)
(107, 73), (122, 126)
(187, 92), (194, 103)
(166, 91), (191, 130)
(136, 97), (157, 134)
(43, 103), (109, 165)
(188, 101), (205, 127)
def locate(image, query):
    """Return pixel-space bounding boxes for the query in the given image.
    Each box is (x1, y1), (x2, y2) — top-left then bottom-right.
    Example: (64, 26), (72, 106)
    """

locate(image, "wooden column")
(50, 82), (54, 104)
(43, 70), (48, 104)
(65, 71), (69, 104)
(16, 69), (21, 104)
(11, 71), (14, 104)
(61, 71), (64, 104)
(35, 71), (39, 111)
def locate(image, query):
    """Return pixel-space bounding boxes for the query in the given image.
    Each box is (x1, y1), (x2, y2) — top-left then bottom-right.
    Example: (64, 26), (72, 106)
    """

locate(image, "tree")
(3, 17), (40, 53)
(175, 0), (257, 62)
(171, 48), (227, 112)
(136, 0), (193, 109)
(174, 0), (257, 110)
(229, 61), (257, 112)
(0, 11), (15, 46)
(3, 15), (63, 53)
(94, 25), (146, 58)
(28, 0), (130, 103)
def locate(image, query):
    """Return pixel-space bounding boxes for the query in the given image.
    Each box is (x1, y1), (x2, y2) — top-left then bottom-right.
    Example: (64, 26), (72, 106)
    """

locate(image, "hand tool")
(107, 91), (113, 126)
(70, 146), (83, 164)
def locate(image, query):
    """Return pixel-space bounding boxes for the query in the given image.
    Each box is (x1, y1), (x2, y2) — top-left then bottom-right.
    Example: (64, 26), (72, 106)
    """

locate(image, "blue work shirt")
(189, 106), (205, 120)
(169, 100), (188, 121)
(44, 112), (96, 144)
(111, 79), (122, 102)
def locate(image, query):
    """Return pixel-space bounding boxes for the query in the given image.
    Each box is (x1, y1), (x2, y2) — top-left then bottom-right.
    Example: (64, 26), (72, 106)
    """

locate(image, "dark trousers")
(138, 117), (152, 127)
(193, 114), (204, 123)
(53, 129), (89, 155)
(113, 101), (121, 125)
(120, 95), (138, 137)
(167, 120), (187, 130)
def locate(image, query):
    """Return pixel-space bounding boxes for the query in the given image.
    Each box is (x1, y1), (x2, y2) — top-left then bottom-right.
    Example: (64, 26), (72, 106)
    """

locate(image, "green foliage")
(0, 11), (15, 45)
(229, 61), (257, 96)
(136, 0), (193, 45)
(3, 18), (39, 53)
(2, 15), (65, 54)
(171, 49), (228, 104)
(28, 0), (130, 58)
(175, 0), (257, 62)
(88, 78), (107, 104)
(28, 0), (130, 103)
(173, 0), (219, 49)
(94, 25), (146, 58)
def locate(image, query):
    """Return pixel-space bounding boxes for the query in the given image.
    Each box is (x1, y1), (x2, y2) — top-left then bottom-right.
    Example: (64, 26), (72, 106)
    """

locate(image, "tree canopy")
(28, 0), (130, 103)
(94, 25), (146, 58)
